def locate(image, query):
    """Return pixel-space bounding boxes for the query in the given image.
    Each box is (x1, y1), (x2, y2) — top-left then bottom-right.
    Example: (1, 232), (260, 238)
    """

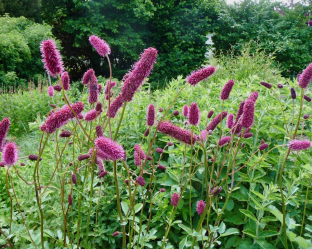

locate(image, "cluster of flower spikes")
(95, 136), (126, 161)
(0, 118), (18, 167)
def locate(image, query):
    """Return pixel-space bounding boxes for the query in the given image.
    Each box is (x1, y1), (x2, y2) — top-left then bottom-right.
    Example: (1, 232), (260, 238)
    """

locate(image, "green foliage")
(0, 15), (54, 89)
(212, 0), (312, 78)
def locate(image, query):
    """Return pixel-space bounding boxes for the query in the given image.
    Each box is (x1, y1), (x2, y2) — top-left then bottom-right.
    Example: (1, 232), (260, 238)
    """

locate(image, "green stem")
(5, 169), (13, 234)
(0, 227), (13, 249)
(299, 173), (312, 237)
(114, 102), (127, 141)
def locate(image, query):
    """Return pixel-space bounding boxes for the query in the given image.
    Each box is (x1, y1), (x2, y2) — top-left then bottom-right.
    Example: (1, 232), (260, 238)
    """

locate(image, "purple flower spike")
(304, 114), (310, 119)
(243, 133), (253, 139)
(260, 81), (272, 89)
(108, 94), (125, 118)
(259, 143), (268, 150)
(218, 136), (231, 147)
(277, 84), (283, 89)
(147, 104), (155, 126)
(158, 121), (197, 145)
(136, 176), (146, 186)
(158, 164), (167, 170)
(78, 154), (90, 161)
(160, 188), (166, 192)
(196, 200), (206, 215)
(183, 105), (189, 117)
(2, 142), (18, 166)
(29, 154), (42, 161)
(95, 137), (126, 161)
(144, 128), (150, 137)
(89, 35), (111, 57)
(159, 108), (164, 112)
(291, 88), (296, 99)
(104, 81), (116, 94)
(82, 69), (95, 85)
(121, 47), (157, 102)
(53, 84), (62, 92)
(112, 231), (120, 237)
(200, 130), (207, 142)
(68, 193), (72, 206)
(0, 117), (11, 150)
(298, 63), (312, 88)
(47, 86), (54, 97)
(155, 148), (163, 154)
(247, 92), (259, 103)
(189, 102), (200, 126)
(220, 79), (235, 100)
(289, 140), (311, 151)
(167, 142), (174, 146)
(40, 39), (64, 78)
(85, 109), (101, 122)
(61, 72), (70, 90)
(241, 143), (246, 148)
(241, 100), (255, 129)
(171, 193), (180, 207)
(96, 125), (103, 137)
(186, 66), (216, 86)
(207, 110), (214, 118)
(59, 131), (71, 138)
(72, 174), (77, 184)
(206, 111), (227, 132)
(211, 186), (222, 196)
(95, 102), (103, 112)
(88, 74), (98, 104)
(304, 95), (311, 102)
(226, 114), (234, 129)
(173, 110), (179, 116)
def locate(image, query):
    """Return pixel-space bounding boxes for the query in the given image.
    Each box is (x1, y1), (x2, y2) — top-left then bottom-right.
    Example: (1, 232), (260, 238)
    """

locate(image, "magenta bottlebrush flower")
(182, 105), (189, 117)
(304, 95), (311, 102)
(53, 85), (62, 92)
(104, 81), (116, 94)
(89, 74), (98, 104)
(144, 128), (150, 137)
(89, 148), (110, 161)
(220, 79), (235, 100)
(134, 151), (142, 166)
(20, 163), (25, 166)
(112, 231), (120, 237)
(241, 143), (246, 148)
(72, 174), (77, 184)
(207, 110), (214, 118)
(160, 188), (166, 192)
(121, 47), (157, 102)
(158, 164), (166, 170)
(134, 144), (146, 160)
(186, 66), (216, 86)
(261, 139), (265, 144)
(78, 154), (90, 161)
(259, 143), (268, 150)
(158, 121), (197, 145)
(173, 110), (179, 116)
(171, 193), (180, 207)
(196, 200), (206, 215)
(155, 148), (163, 153)
(68, 193), (73, 206)
(108, 94), (124, 118)
(50, 104), (57, 108)
(147, 104), (155, 126)
(97, 84), (102, 93)
(61, 72), (70, 90)
(241, 100), (255, 128)
(97, 158), (105, 173)
(206, 111), (227, 132)
(167, 141), (174, 146)
(28, 154), (42, 161)
(189, 102), (200, 126)
(136, 176), (146, 186)
(289, 140), (311, 151)
(304, 114), (310, 119)
(47, 86), (54, 97)
(260, 81), (272, 89)
(243, 133), (253, 138)
(2, 142), (18, 166)
(211, 186), (222, 196)
(44, 102), (84, 133)
(291, 88), (296, 99)
(82, 69), (95, 85)
(40, 39), (64, 78)
(0, 117), (11, 150)
(59, 131), (71, 137)
(226, 114), (234, 129)
(85, 109), (101, 122)
(89, 35), (111, 57)
(200, 130), (207, 142)
(147, 156), (152, 161)
(298, 63), (312, 88)
(99, 171), (109, 178)
(95, 102), (103, 112)
(96, 125), (103, 137)
(232, 101), (245, 134)
(95, 136), (126, 161)
(218, 136), (231, 147)
(277, 84), (283, 89)
(247, 92), (258, 103)
(159, 108), (164, 112)
(77, 113), (84, 119)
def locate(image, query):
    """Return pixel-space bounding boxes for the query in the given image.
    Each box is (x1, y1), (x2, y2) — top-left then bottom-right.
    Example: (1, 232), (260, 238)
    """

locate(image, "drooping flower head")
(159, 108), (164, 112)
(207, 110), (214, 118)
(82, 69), (95, 85)
(28, 154), (42, 161)
(171, 193), (180, 207)
(226, 113), (234, 129)
(206, 111), (227, 132)
(85, 109), (101, 122)
(211, 186), (222, 196)
(304, 95), (311, 102)
(147, 104), (155, 126)
(89, 35), (111, 57)
(78, 154), (90, 161)
(0, 117), (11, 150)
(40, 39), (64, 78)
(158, 121), (197, 145)
(298, 63), (312, 88)
(173, 110), (179, 116)
(104, 80), (116, 94)
(72, 174), (77, 184)
(289, 140), (311, 151)
(241, 100), (255, 128)
(290, 88), (296, 99)
(243, 133), (253, 139)
(218, 136), (232, 147)
(2, 142), (18, 166)
(259, 143), (268, 150)
(182, 105), (189, 117)
(53, 84), (62, 92)
(155, 148), (163, 154)
(136, 176), (146, 186)
(196, 200), (206, 215)
(61, 72), (70, 90)
(47, 86), (54, 97)
(96, 125), (104, 137)
(247, 92), (259, 103)
(304, 114), (310, 119)
(189, 102), (200, 126)
(220, 79), (235, 100)
(44, 102), (84, 133)
(108, 94), (125, 118)
(260, 81), (272, 89)
(89, 74), (98, 104)
(134, 144), (146, 166)
(277, 84), (283, 89)
(158, 164), (166, 170)
(59, 131), (71, 137)
(186, 66), (216, 86)
(68, 193), (73, 206)
(95, 136), (126, 161)
(144, 128), (150, 137)
(95, 102), (103, 112)
(121, 47), (157, 102)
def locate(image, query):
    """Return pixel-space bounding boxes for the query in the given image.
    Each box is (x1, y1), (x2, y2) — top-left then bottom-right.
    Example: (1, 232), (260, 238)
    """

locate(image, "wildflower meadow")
(0, 33), (312, 249)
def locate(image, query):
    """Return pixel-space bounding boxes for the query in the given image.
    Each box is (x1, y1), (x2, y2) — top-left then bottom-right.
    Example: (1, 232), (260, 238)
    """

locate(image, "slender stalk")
(5, 169), (13, 234)
(300, 173), (312, 237)
(0, 227), (13, 249)
(272, 90), (290, 136)
(114, 102), (127, 141)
